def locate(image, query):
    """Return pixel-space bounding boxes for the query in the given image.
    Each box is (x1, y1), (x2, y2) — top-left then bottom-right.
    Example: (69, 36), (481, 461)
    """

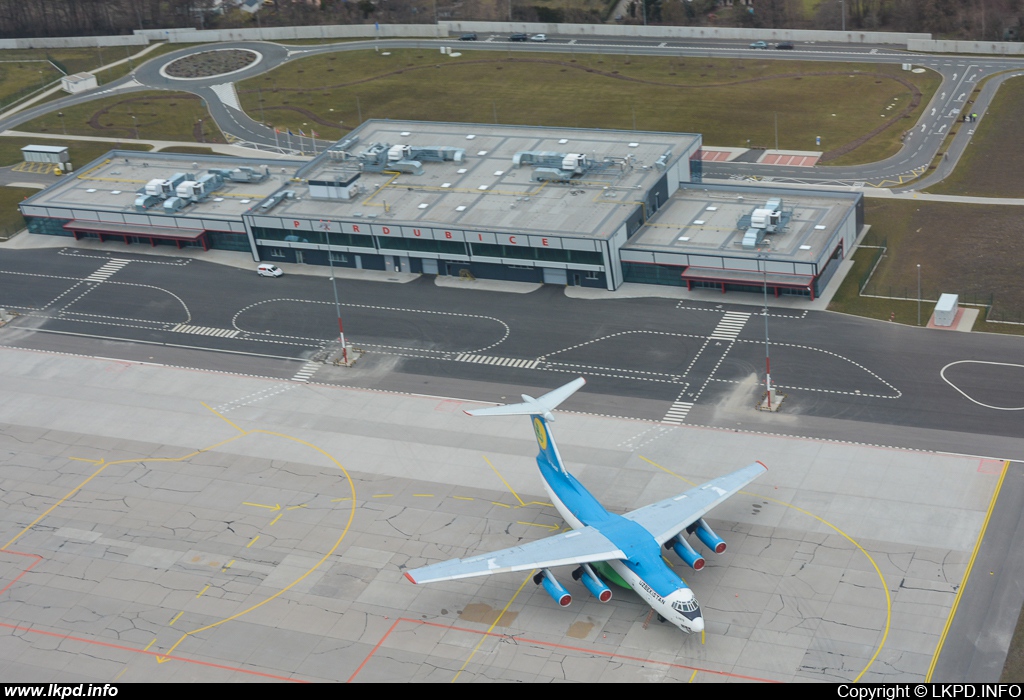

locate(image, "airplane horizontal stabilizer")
(465, 377), (586, 422)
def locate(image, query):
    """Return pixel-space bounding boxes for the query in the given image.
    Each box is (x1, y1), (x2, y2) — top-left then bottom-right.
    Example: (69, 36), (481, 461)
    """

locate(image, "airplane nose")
(691, 616), (704, 633)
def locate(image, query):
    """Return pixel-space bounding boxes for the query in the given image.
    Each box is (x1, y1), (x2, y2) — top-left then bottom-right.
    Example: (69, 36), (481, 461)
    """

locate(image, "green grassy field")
(0, 43), (197, 111)
(926, 75), (1024, 198)
(827, 198), (1024, 332)
(155, 145), (216, 155)
(0, 59), (65, 110)
(236, 50), (938, 164)
(0, 136), (151, 168)
(0, 186), (44, 239)
(18, 91), (224, 144)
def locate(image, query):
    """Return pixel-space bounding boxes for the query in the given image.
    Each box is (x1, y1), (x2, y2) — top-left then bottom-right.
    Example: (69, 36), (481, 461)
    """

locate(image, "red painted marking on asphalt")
(347, 617), (781, 682)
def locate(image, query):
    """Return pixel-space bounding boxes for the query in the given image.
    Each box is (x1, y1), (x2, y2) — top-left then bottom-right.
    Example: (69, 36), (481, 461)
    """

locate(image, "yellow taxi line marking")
(246, 536), (260, 548)
(926, 460), (1009, 682)
(169, 612), (183, 626)
(452, 496), (474, 501)
(452, 571), (533, 683)
(517, 521), (558, 531)
(285, 504), (307, 510)
(484, 455), (525, 506)
(641, 454), (891, 682)
(196, 585), (209, 598)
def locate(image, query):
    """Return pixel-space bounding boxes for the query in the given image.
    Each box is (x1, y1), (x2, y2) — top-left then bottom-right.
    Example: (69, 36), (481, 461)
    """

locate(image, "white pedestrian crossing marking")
(456, 353), (540, 369)
(171, 324), (240, 338)
(290, 362), (320, 382)
(709, 311), (750, 341)
(662, 401), (694, 425)
(85, 259), (131, 282)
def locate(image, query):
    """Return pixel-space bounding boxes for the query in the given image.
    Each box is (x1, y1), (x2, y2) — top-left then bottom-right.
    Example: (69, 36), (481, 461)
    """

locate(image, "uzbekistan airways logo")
(533, 417), (548, 451)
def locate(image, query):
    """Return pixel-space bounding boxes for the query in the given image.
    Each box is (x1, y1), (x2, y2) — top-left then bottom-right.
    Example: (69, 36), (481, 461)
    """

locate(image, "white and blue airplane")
(404, 377), (767, 634)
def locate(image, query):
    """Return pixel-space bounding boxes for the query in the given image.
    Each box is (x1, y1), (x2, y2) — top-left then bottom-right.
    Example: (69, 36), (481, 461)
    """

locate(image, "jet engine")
(666, 535), (706, 571)
(572, 563), (612, 602)
(688, 518), (727, 554)
(534, 569), (571, 607)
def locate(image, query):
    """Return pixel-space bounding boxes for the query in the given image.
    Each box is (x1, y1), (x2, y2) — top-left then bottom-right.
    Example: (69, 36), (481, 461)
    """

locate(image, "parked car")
(509, 33), (529, 42)
(459, 33), (478, 41)
(749, 41), (768, 49)
(257, 263), (283, 278)
(775, 41), (795, 50)
(530, 34), (548, 42)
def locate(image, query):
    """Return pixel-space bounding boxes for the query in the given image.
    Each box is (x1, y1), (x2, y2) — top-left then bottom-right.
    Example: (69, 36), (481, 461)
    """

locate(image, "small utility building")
(21, 145), (69, 169)
(60, 72), (97, 94)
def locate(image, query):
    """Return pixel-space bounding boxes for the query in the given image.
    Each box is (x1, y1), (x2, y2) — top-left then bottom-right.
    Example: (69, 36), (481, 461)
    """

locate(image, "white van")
(257, 263), (283, 278)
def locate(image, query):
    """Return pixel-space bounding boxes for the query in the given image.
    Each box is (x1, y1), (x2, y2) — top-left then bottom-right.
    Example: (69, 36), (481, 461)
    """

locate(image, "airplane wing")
(405, 524), (625, 584)
(622, 462), (767, 545)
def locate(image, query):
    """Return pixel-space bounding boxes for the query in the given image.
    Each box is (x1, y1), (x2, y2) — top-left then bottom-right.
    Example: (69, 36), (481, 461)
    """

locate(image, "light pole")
(198, 118), (204, 143)
(917, 264), (922, 326)
(130, 113), (138, 140)
(57, 111), (65, 135)
(840, 0), (846, 32)
(320, 220), (348, 364)
(761, 256), (773, 409)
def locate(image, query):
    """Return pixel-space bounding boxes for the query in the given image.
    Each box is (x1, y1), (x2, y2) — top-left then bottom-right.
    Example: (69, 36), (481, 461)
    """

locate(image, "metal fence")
(856, 238), (1022, 326)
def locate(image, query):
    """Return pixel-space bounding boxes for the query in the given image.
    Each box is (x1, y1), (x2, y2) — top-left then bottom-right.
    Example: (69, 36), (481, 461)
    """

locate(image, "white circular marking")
(159, 49), (264, 81)
(940, 360), (1024, 411)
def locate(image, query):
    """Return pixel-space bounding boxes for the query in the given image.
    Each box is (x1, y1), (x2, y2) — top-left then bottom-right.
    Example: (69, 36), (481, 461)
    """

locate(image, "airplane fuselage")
(534, 424), (705, 634)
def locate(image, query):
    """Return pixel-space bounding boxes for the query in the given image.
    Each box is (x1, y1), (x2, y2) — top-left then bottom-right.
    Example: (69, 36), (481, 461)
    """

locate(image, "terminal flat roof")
(25, 151), (306, 224)
(278, 121), (701, 240)
(627, 183), (859, 265)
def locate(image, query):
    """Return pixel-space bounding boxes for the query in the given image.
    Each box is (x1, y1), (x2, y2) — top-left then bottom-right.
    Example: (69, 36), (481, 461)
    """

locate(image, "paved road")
(3, 36), (1024, 189)
(2, 247), (1022, 462)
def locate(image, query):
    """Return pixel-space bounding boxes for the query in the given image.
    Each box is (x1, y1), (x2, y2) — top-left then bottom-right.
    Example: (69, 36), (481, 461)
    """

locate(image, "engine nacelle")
(668, 535), (706, 571)
(573, 564), (612, 602)
(689, 518), (727, 554)
(534, 569), (571, 607)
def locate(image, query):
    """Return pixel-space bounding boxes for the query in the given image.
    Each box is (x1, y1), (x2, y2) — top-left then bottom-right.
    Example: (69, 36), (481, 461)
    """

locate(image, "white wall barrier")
(8, 22), (1024, 56)
(0, 34), (149, 50)
(907, 38), (1024, 55)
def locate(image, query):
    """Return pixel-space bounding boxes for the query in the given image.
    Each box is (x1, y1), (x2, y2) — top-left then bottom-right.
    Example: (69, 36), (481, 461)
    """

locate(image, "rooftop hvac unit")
(163, 197), (186, 212)
(742, 227), (765, 248)
(176, 181), (200, 199)
(134, 194), (160, 211)
(388, 144), (411, 161)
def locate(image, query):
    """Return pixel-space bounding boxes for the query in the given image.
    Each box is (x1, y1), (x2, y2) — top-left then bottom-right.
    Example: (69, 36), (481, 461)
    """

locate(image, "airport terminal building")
(19, 120), (863, 300)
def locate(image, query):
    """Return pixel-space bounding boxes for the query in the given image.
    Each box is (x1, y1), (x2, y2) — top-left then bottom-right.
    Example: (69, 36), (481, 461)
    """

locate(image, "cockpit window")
(673, 599), (699, 613)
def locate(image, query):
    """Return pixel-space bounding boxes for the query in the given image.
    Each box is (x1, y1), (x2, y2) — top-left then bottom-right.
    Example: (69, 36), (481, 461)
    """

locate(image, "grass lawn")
(827, 198), (1024, 332)
(17, 91), (224, 144)
(926, 75), (1024, 198)
(0, 59), (65, 110)
(156, 145), (216, 155)
(0, 43), (199, 111)
(0, 137), (151, 169)
(236, 50), (938, 164)
(0, 186), (43, 239)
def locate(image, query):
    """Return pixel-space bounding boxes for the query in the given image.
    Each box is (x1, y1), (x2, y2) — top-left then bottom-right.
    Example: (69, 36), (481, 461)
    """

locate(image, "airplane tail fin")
(465, 377), (586, 422)
(465, 378), (585, 475)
